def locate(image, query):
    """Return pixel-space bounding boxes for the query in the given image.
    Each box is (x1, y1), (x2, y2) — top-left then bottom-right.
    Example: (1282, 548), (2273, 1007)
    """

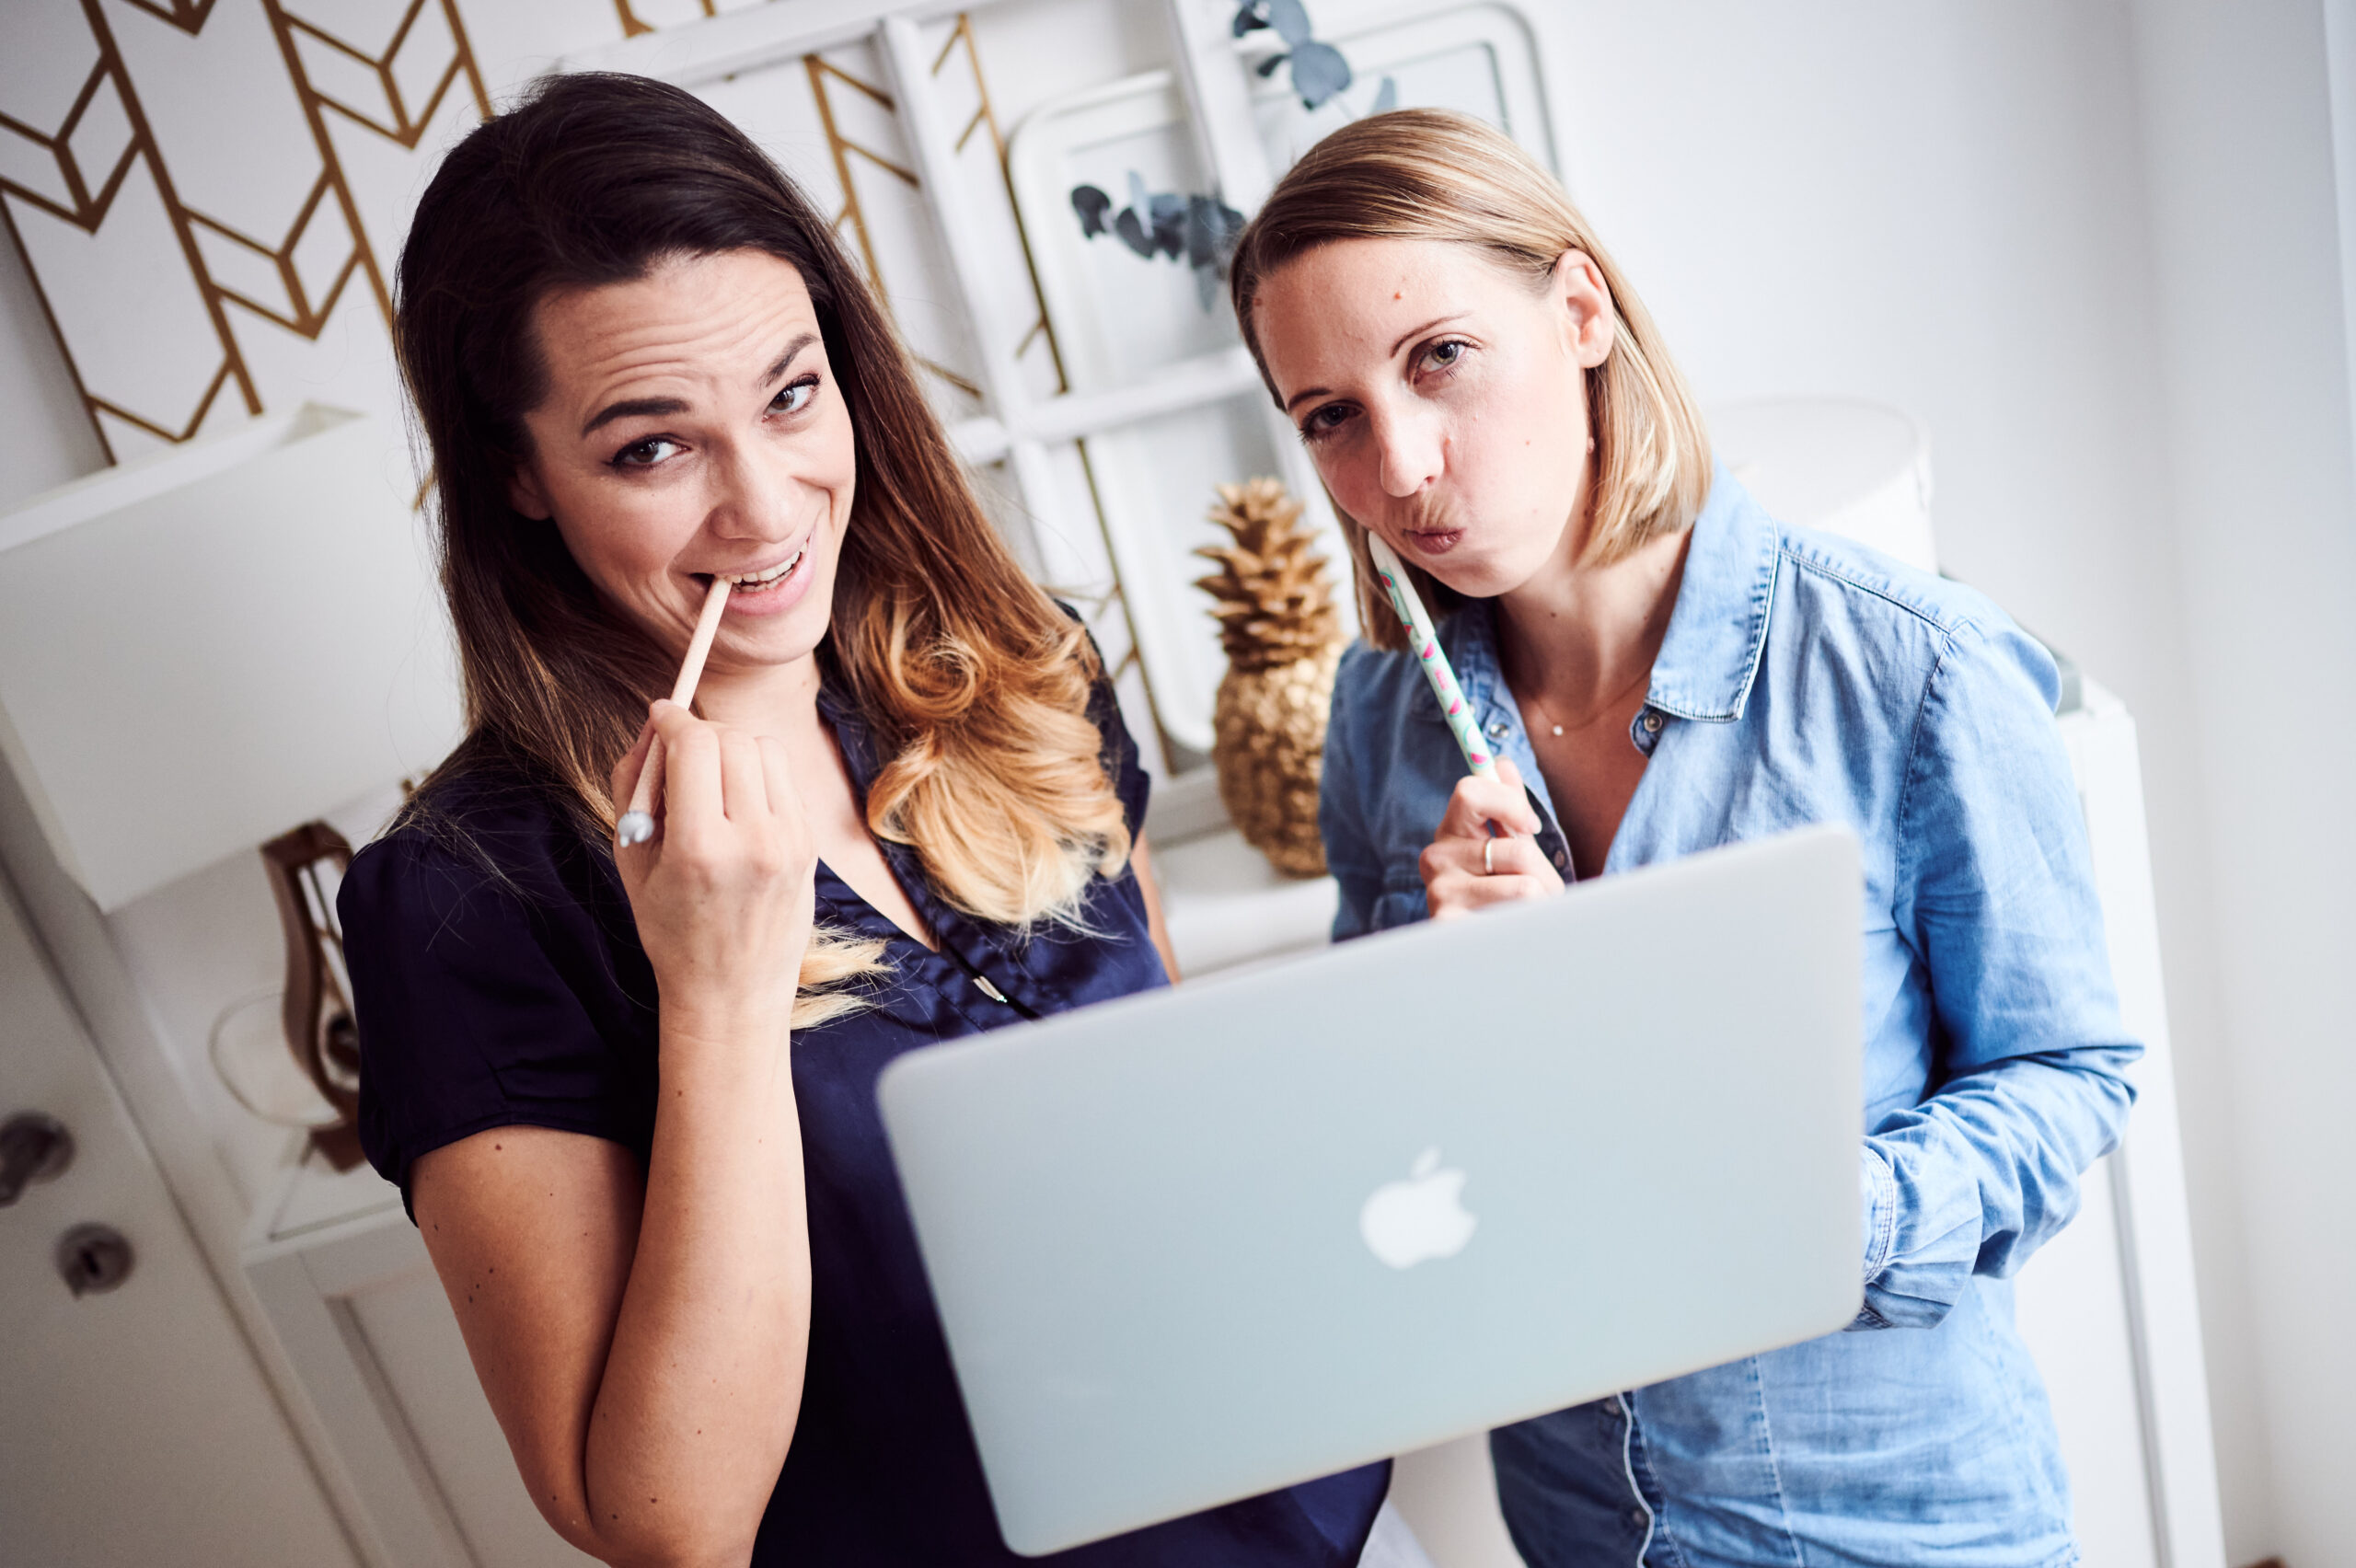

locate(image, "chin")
(741, 595), (835, 667)
(1415, 545), (1534, 602)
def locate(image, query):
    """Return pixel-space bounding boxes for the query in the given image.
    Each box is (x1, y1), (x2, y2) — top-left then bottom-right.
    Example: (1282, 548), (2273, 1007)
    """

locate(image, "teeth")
(722, 545), (804, 587)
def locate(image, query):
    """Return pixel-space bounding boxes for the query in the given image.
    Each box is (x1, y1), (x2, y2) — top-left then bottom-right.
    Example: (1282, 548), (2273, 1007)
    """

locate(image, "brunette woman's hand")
(611, 699), (814, 1030)
(1420, 756), (1566, 920)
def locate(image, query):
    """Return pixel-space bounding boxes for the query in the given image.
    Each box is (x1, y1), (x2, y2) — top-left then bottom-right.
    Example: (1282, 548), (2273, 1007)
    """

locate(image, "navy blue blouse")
(340, 674), (1388, 1566)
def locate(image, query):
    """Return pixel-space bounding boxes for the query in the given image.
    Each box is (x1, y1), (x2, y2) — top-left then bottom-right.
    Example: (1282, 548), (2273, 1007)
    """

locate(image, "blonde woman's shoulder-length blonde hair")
(394, 73), (1130, 1026)
(1227, 109), (1712, 650)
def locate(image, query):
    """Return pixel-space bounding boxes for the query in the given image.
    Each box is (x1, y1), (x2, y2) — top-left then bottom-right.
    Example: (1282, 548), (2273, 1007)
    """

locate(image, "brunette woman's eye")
(610, 436), (679, 469)
(771, 374), (821, 414)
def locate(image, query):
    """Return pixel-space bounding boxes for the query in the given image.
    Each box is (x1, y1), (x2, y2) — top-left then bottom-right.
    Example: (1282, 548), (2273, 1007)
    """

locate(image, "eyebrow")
(581, 395), (685, 437)
(1391, 311), (1469, 357)
(578, 332), (823, 437)
(1279, 312), (1473, 414)
(760, 332), (819, 387)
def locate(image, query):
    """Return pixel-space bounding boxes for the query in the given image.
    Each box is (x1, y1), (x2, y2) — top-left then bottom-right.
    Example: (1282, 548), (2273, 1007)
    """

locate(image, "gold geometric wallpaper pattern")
(1, 0), (1054, 468)
(801, 21), (1065, 412)
(1, 0), (493, 462)
(264, 0), (491, 337)
(3, 0), (265, 453)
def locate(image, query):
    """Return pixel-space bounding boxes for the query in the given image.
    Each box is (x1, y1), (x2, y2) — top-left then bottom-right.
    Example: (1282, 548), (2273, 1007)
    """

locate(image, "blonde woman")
(341, 75), (1389, 1566)
(1231, 110), (2136, 1568)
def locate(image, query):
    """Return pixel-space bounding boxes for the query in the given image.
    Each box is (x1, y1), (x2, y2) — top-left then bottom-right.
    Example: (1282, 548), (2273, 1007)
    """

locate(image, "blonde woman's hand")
(1419, 756), (1566, 920)
(610, 700), (814, 1037)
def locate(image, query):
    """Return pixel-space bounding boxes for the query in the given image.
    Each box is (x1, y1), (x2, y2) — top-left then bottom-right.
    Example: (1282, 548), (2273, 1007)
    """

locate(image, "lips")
(1401, 527), (1465, 557)
(699, 533), (812, 596)
(715, 541), (806, 590)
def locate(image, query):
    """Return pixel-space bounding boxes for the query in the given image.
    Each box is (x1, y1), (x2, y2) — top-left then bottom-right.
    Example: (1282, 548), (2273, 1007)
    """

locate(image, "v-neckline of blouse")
(809, 679), (942, 952)
(813, 855), (937, 951)
(814, 851), (940, 952)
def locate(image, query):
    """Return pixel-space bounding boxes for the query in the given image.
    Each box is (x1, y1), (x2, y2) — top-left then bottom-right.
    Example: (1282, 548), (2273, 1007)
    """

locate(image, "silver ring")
(1483, 836), (1496, 876)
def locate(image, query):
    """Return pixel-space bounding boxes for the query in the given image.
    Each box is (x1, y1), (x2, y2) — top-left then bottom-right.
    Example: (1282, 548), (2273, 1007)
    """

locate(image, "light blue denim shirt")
(1321, 472), (2139, 1568)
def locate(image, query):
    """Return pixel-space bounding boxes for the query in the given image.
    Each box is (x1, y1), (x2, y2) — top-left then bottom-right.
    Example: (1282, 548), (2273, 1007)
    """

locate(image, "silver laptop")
(878, 824), (1864, 1555)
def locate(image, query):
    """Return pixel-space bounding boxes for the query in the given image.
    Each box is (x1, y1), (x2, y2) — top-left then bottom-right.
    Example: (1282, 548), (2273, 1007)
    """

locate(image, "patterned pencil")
(1365, 533), (1498, 781)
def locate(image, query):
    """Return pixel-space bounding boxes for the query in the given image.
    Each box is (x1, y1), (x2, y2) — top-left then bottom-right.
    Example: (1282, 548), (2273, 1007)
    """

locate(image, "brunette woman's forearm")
(580, 1017), (809, 1567)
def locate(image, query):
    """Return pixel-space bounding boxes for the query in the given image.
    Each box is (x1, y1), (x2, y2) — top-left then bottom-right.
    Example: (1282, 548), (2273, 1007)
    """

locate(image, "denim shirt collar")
(1644, 466), (1780, 723)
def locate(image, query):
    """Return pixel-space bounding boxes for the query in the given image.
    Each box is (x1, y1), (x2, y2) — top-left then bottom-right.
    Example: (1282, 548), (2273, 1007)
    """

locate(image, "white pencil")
(616, 574), (733, 847)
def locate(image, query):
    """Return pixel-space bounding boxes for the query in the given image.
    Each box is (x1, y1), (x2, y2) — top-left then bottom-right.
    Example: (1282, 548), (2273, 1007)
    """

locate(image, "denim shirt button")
(1641, 709), (1664, 734)
(1486, 719), (1510, 739)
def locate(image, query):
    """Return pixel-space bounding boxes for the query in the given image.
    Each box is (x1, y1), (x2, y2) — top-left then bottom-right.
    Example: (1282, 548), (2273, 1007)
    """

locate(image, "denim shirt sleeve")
(1858, 617), (2141, 1330)
(1320, 661), (1384, 942)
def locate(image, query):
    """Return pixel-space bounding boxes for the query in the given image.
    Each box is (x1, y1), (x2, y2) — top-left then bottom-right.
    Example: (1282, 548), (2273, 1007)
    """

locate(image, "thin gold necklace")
(1519, 666), (1652, 739)
(1522, 689), (1568, 738)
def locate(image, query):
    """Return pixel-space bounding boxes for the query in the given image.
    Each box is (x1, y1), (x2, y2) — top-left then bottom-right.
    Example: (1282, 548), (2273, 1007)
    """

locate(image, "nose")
(1369, 399), (1443, 500)
(707, 435), (803, 546)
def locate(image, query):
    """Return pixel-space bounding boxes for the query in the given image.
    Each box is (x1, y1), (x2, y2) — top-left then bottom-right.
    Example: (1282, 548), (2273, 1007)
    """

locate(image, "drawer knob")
(0, 1111), (73, 1206)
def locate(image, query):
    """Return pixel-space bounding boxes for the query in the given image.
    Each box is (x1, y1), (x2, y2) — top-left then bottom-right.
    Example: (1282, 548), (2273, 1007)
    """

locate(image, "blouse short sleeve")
(1085, 665), (1151, 837)
(340, 792), (658, 1216)
(1055, 602), (1149, 837)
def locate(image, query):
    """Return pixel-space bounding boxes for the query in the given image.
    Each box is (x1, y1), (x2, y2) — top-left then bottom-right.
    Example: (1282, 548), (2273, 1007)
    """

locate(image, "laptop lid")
(878, 824), (1863, 1554)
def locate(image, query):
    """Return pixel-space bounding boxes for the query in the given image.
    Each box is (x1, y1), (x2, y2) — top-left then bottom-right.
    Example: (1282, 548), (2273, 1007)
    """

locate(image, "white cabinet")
(0, 874), (359, 1568)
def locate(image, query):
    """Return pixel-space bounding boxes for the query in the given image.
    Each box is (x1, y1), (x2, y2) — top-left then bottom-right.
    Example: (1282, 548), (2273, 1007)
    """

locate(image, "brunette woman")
(1231, 110), (2137, 1567)
(341, 73), (1387, 1567)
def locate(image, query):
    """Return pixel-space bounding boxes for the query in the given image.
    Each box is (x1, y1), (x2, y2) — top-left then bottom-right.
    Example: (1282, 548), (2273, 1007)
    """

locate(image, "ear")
(1550, 249), (1617, 371)
(506, 458), (552, 521)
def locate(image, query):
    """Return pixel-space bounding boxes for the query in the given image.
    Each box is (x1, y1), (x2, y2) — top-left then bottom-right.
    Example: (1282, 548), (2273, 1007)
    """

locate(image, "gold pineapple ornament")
(1195, 478), (1346, 878)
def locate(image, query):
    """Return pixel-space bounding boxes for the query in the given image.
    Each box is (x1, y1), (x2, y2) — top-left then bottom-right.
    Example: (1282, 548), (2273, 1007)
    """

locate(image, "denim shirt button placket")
(1632, 706), (1666, 755)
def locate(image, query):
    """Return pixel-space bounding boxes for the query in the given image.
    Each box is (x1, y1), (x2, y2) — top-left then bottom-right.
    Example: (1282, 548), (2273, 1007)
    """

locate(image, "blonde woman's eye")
(772, 375), (821, 414)
(1299, 402), (1353, 443)
(1420, 339), (1471, 374)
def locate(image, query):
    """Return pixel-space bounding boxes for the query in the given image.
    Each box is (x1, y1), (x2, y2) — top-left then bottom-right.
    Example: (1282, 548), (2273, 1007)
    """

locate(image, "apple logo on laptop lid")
(1359, 1147), (1478, 1270)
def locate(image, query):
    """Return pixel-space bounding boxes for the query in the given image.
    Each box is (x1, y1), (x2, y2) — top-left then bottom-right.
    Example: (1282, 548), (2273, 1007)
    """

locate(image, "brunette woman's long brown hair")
(396, 73), (1129, 1018)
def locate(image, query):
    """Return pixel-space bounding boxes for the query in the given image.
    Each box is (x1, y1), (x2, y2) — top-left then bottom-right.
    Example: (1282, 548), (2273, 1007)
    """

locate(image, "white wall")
(1528, 5), (2353, 1562)
(2131, 4), (2356, 1564)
